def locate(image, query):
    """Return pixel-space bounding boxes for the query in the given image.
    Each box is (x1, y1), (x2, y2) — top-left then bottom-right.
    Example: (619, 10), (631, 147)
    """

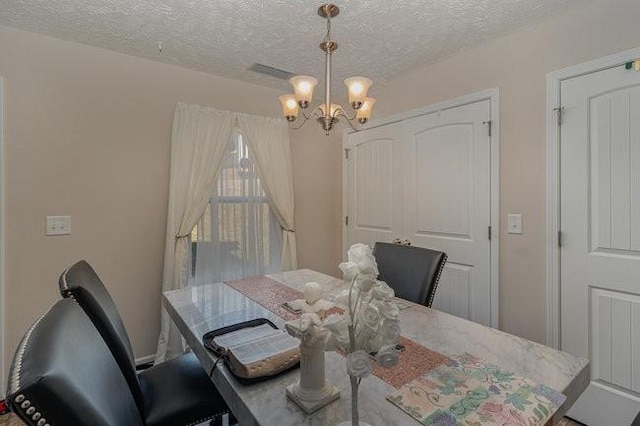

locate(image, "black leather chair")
(7, 298), (144, 426)
(58, 260), (230, 426)
(373, 242), (447, 307)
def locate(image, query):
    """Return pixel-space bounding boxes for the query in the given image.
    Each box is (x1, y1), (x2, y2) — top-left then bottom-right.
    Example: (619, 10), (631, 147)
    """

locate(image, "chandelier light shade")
(278, 3), (376, 135)
(356, 97), (376, 123)
(278, 94), (300, 121)
(344, 77), (372, 109)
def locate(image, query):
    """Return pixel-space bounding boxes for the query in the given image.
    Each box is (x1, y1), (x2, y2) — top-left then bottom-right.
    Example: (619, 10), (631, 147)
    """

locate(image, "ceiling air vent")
(249, 63), (295, 80)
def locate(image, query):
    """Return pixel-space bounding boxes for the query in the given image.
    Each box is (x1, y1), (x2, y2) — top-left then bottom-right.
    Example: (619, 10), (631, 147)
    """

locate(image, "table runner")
(387, 352), (566, 426)
(226, 276), (304, 320)
(225, 276), (448, 388)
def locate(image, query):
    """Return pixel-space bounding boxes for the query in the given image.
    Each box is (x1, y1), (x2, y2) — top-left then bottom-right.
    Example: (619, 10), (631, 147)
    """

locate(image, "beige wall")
(2, 0), (639, 389)
(0, 25), (338, 381)
(370, 0), (640, 343)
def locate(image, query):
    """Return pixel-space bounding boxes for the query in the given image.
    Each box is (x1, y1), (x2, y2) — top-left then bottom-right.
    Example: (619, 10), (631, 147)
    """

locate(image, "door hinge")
(345, 216), (349, 226)
(553, 107), (564, 126)
(483, 120), (492, 137)
(345, 148), (350, 160)
(558, 230), (562, 247)
(488, 225), (492, 240)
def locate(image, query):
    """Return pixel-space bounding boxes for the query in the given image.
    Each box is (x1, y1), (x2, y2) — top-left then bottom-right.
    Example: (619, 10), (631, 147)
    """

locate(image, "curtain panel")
(237, 114), (297, 270)
(155, 103), (296, 362)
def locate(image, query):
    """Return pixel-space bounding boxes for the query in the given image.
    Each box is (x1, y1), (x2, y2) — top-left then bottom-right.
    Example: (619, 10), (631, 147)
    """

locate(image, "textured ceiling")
(0, 0), (588, 92)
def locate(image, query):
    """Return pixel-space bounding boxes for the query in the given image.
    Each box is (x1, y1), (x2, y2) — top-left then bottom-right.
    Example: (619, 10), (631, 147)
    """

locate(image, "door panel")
(432, 262), (472, 319)
(405, 100), (491, 325)
(415, 124), (473, 239)
(560, 64), (640, 425)
(345, 123), (404, 249)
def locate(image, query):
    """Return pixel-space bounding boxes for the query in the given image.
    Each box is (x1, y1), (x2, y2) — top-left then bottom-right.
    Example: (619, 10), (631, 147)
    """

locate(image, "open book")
(212, 323), (300, 379)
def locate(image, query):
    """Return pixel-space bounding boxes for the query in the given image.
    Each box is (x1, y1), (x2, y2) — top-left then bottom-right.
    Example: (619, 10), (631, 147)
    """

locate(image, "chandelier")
(278, 3), (376, 136)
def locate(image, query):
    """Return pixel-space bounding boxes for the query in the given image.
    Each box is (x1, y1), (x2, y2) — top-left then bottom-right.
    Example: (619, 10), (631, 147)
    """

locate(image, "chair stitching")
(60, 268), (71, 296)
(184, 411), (227, 426)
(427, 254), (447, 308)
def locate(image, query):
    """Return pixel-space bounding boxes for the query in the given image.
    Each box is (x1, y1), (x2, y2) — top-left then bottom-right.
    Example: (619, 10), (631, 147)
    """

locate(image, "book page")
(212, 323), (281, 349)
(229, 332), (300, 364)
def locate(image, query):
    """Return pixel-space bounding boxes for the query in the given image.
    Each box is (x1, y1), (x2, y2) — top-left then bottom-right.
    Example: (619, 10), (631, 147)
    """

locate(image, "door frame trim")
(0, 77), (5, 398)
(546, 47), (640, 348)
(343, 88), (500, 328)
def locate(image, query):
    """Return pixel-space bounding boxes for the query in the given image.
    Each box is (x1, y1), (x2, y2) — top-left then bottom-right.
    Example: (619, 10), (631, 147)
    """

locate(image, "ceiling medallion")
(279, 3), (376, 136)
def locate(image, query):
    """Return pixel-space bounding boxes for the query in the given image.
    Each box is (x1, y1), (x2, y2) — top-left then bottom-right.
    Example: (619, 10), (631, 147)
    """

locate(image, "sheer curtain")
(155, 103), (296, 362)
(155, 103), (234, 363)
(237, 114), (297, 270)
(190, 129), (283, 284)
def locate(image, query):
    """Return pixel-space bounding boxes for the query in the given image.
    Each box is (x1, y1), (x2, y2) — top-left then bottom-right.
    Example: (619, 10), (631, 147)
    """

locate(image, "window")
(189, 130), (282, 284)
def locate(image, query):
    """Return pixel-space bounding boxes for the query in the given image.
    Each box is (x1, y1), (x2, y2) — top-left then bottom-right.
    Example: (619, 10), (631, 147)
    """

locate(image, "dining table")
(163, 268), (590, 426)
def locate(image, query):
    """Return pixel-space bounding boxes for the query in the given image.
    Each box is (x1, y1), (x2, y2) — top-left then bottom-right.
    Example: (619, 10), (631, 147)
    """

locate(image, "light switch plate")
(46, 215), (71, 235)
(507, 214), (522, 234)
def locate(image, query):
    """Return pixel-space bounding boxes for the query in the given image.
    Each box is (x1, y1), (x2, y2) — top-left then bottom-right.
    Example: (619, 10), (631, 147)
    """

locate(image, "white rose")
(377, 300), (399, 319)
(381, 318), (401, 344)
(324, 333), (347, 351)
(338, 261), (359, 281)
(359, 304), (380, 330)
(373, 281), (395, 300)
(323, 313), (348, 333)
(347, 244), (379, 277)
(335, 289), (351, 307)
(346, 350), (373, 378)
(322, 314), (349, 351)
(376, 346), (400, 369)
(356, 275), (377, 292)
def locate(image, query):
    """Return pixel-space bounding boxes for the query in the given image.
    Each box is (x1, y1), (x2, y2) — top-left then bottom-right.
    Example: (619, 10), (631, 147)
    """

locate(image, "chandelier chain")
(324, 13), (332, 43)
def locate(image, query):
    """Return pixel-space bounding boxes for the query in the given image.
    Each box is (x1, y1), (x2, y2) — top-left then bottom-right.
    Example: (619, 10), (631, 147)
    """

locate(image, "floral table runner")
(225, 276), (448, 388)
(387, 353), (566, 426)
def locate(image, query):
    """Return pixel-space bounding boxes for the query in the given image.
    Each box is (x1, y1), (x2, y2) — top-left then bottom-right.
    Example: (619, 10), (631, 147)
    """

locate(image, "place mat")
(371, 336), (449, 389)
(225, 276), (304, 321)
(387, 353), (566, 426)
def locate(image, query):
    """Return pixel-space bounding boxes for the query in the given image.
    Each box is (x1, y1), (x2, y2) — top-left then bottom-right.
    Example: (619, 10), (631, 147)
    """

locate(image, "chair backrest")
(6, 298), (143, 426)
(372, 242), (447, 307)
(58, 260), (144, 415)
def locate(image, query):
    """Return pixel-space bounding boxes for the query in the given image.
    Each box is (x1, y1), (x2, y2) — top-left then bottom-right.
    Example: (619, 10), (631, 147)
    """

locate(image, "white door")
(560, 64), (640, 425)
(404, 101), (492, 325)
(344, 122), (404, 250)
(345, 99), (493, 326)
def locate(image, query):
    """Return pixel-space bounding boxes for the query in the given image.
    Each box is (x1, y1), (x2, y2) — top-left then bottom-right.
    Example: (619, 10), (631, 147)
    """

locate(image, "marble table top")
(163, 269), (589, 426)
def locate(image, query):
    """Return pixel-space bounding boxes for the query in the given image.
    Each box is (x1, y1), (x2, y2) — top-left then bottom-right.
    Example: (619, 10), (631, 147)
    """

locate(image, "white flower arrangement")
(322, 243), (401, 380)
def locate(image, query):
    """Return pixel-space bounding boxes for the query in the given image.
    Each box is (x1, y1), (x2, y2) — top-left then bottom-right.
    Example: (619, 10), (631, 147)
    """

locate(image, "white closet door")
(344, 122), (404, 250)
(345, 99), (493, 326)
(403, 100), (492, 325)
(560, 65), (640, 426)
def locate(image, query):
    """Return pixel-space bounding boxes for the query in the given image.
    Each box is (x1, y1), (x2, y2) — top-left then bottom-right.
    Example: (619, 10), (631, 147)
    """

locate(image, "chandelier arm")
(289, 113), (311, 130)
(289, 106), (325, 129)
(335, 106), (358, 122)
(334, 108), (362, 132)
(300, 105), (324, 120)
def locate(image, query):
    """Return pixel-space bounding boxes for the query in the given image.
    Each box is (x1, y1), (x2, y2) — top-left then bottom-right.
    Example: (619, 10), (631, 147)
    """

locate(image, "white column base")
(286, 382), (340, 414)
